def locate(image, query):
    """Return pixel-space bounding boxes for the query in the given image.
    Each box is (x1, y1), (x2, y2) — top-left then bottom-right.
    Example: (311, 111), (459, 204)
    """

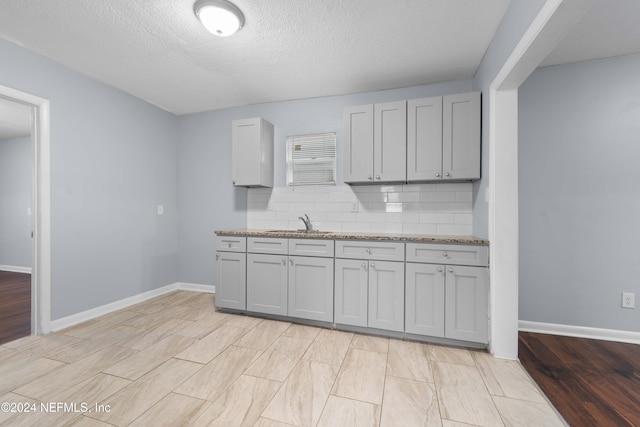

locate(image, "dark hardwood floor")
(0, 270), (31, 346)
(519, 331), (640, 427)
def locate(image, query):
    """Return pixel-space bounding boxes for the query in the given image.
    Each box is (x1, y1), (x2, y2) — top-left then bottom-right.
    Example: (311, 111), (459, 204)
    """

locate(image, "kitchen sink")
(265, 229), (332, 234)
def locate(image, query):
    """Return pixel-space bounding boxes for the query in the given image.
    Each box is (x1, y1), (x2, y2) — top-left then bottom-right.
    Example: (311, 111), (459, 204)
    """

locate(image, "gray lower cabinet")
(444, 265), (489, 343)
(246, 253), (288, 316)
(368, 260), (405, 332)
(405, 263), (445, 337)
(288, 255), (334, 322)
(215, 251), (246, 310)
(406, 262), (488, 343)
(334, 259), (368, 327)
(334, 258), (404, 332)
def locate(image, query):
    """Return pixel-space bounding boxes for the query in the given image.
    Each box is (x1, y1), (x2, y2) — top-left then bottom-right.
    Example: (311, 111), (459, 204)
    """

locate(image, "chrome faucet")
(298, 214), (312, 231)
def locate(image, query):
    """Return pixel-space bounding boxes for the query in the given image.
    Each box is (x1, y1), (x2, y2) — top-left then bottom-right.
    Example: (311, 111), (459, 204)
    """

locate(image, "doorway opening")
(0, 97), (33, 344)
(0, 84), (51, 339)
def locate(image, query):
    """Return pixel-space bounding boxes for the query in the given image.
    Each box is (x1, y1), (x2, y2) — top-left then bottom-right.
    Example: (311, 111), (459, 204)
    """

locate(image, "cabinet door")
(368, 260), (405, 332)
(442, 92), (480, 180)
(407, 97), (443, 181)
(246, 254), (288, 316)
(232, 118), (261, 186)
(374, 101), (407, 182)
(216, 251), (246, 310)
(405, 263), (445, 337)
(445, 265), (489, 343)
(334, 259), (368, 327)
(232, 117), (274, 187)
(288, 256), (334, 322)
(343, 105), (374, 183)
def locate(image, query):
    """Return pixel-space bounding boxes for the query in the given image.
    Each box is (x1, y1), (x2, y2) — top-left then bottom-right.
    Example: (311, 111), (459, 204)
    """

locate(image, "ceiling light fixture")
(194, 0), (245, 37)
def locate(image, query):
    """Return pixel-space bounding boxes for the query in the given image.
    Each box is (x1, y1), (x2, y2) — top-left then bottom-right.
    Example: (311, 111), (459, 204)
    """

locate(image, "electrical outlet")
(157, 204), (164, 215)
(351, 202), (359, 212)
(622, 292), (635, 309)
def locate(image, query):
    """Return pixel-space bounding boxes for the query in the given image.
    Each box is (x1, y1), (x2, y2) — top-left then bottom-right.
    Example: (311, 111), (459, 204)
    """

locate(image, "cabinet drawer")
(335, 240), (404, 261)
(247, 237), (288, 255)
(289, 239), (334, 257)
(406, 243), (488, 266)
(215, 235), (246, 252)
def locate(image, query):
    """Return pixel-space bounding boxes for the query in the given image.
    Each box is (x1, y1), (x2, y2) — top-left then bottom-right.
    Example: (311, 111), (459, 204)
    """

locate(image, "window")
(286, 132), (336, 186)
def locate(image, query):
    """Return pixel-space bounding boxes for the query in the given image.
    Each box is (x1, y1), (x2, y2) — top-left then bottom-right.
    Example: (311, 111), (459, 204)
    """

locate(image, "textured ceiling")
(0, 0), (510, 115)
(1, 0), (639, 140)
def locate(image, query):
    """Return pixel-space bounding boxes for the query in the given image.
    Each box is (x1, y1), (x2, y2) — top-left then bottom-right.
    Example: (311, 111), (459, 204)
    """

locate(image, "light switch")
(157, 204), (164, 215)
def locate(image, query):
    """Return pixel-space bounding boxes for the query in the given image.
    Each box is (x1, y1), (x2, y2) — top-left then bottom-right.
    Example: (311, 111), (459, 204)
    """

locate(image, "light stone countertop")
(215, 228), (489, 245)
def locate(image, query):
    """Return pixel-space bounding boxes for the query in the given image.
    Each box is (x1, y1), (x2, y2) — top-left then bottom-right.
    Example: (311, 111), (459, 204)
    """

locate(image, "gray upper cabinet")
(343, 105), (374, 183)
(345, 92), (480, 185)
(407, 96), (442, 181)
(343, 101), (406, 183)
(442, 92), (481, 180)
(374, 101), (407, 182)
(407, 92), (480, 181)
(231, 117), (274, 187)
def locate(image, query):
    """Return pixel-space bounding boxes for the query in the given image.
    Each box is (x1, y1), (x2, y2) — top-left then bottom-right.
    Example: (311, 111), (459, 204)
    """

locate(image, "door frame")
(488, 0), (595, 358)
(0, 84), (51, 334)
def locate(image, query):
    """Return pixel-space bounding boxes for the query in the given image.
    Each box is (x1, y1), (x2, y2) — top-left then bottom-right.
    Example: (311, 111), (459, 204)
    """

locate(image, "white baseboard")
(51, 282), (215, 332)
(519, 320), (640, 345)
(176, 282), (216, 293)
(0, 265), (32, 274)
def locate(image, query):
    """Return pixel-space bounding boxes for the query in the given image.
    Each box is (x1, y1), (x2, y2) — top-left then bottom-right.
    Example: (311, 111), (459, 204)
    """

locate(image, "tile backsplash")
(247, 183), (473, 235)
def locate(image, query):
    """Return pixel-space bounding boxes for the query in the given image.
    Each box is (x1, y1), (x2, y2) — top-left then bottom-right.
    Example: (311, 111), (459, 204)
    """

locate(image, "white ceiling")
(0, 0), (511, 115)
(0, 0), (639, 142)
(540, 0), (640, 67)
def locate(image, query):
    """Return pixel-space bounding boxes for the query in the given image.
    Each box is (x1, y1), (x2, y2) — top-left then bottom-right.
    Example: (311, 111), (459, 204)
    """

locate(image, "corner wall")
(519, 53), (640, 334)
(0, 38), (179, 320)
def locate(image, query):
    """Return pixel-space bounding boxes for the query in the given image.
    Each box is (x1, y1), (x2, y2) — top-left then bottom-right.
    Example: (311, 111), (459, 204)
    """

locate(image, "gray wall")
(471, 0), (546, 238)
(519, 53), (640, 332)
(0, 136), (32, 268)
(177, 80), (473, 285)
(0, 38), (179, 320)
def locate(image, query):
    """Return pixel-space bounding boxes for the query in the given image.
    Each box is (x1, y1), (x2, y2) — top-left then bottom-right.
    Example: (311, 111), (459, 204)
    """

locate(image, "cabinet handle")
(435, 173), (440, 177)
(289, 258), (294, 266)
(228, 242), (232, 248)
(216, 254), (219, 261)
(370, 263), (375, 269)
(443, 252), (449, 258)
(437, 267), (443, 273)
(282, 258), (287, 266)
(366, 248), (371, 254)
(375, 175), (381, 180)
(368, 175), (373, 180)
(448, 267), (454, 273)
(445, 172), (450, 177)
(361, 263), (367, 269)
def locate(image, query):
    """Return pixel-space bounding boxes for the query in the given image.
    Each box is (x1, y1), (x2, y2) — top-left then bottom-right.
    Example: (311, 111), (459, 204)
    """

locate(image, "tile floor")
(0, 291), (565, 426)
